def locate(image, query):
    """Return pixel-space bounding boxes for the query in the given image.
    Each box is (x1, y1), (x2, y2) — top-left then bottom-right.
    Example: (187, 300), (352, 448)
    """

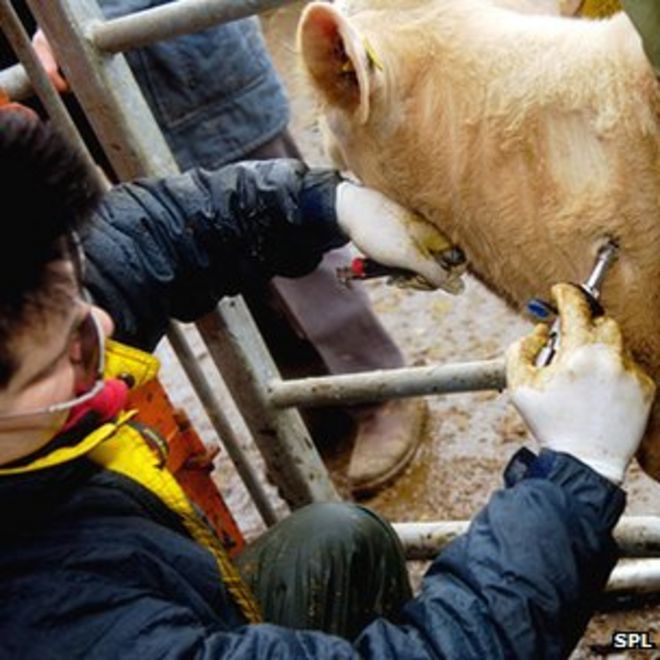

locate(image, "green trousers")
(623, 0), (660, 75)
(236, 502), (413, 641)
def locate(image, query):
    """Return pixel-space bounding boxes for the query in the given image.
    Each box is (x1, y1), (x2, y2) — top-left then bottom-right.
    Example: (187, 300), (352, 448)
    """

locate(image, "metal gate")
(1, 0), (659, 595)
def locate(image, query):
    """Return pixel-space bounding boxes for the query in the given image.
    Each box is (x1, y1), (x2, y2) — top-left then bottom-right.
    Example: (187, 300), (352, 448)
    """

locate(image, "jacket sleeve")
(81, 158), (346, 351)
(352, 448), (626, 659)
(31, 449), (622, 658)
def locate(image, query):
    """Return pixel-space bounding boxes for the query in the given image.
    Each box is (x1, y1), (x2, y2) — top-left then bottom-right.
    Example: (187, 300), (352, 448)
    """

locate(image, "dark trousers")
(235, 503), (412, 641)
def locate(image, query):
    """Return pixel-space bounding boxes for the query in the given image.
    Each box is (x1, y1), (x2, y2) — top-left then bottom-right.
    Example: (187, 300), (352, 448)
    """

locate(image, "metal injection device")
(336, 247), (467, 293)
(530, 239), (620, 367)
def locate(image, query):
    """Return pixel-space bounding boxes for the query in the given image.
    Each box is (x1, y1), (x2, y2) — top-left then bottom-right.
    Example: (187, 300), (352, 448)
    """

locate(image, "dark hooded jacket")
(0, 159), (626, 659)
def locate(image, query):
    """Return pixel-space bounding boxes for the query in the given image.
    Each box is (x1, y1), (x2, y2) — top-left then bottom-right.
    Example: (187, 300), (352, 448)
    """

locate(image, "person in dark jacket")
(30, 0), (430, 496)
(0, 111), (655, 659)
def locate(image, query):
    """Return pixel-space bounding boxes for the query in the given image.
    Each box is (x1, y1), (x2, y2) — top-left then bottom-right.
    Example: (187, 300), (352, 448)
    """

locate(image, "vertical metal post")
(167, 324), (279, 525)
(25, 0), (338, 507)
(197, 302), (340, 507)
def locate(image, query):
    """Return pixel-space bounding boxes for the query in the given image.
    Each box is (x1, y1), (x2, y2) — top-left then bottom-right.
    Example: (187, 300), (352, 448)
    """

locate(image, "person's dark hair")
(0, 111), (103, 386)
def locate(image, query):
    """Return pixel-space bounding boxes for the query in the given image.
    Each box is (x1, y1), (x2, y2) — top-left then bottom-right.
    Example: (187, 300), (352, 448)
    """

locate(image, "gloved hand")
(335, 180), (465, 294)
(506, 282), (656, 484)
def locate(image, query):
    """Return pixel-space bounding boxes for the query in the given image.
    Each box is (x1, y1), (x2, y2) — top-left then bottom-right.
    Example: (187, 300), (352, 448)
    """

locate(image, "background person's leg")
(235, 502), (412, 640)
(245, 131), (428, 495)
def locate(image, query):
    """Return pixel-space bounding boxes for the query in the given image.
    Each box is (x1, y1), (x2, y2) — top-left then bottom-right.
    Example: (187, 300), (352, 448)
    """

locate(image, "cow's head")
(297, 1), (435, 187)
(297, 2), (382, 173)
(297, 0), (484, 228)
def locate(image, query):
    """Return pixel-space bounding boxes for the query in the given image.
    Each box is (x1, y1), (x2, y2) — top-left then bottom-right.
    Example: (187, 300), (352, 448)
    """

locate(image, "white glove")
(335, 181), (465, 294)
(506, 283), (656, 484)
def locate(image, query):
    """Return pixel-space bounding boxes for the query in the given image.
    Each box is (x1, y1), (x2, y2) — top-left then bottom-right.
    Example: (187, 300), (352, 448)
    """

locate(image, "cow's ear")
(298, 2), (373, 124)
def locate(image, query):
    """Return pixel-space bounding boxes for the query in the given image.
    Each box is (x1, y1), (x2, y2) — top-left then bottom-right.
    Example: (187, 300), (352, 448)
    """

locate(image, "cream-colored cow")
(298, 0), (660, 479)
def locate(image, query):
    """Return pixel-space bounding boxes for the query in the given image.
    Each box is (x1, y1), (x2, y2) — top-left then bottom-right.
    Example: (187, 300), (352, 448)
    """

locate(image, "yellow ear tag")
(364, 38), (383, 70)
(340, 58), (355, 73)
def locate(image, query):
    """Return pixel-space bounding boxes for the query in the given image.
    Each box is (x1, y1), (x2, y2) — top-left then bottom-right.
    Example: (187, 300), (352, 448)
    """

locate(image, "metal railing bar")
(268, 358), (507, 408)
(394, 516), (660, 560)
(91, 0), (298, 54)
(606, 559), (660, 594)
(196, 302), (341, 508)
(167, 323), (280, 527)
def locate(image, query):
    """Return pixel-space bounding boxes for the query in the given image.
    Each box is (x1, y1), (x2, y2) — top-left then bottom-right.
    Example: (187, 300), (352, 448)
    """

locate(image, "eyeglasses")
(68, 307), (105, 401)
(0, 305), (105, 427)
(67, 230), (86, 284)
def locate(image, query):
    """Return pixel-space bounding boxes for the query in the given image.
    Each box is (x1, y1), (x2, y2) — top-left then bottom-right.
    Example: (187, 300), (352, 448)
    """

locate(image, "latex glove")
(32, 29), (69, 93)
(335, 181), (465, 294)
(506, 283), (656, 484)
